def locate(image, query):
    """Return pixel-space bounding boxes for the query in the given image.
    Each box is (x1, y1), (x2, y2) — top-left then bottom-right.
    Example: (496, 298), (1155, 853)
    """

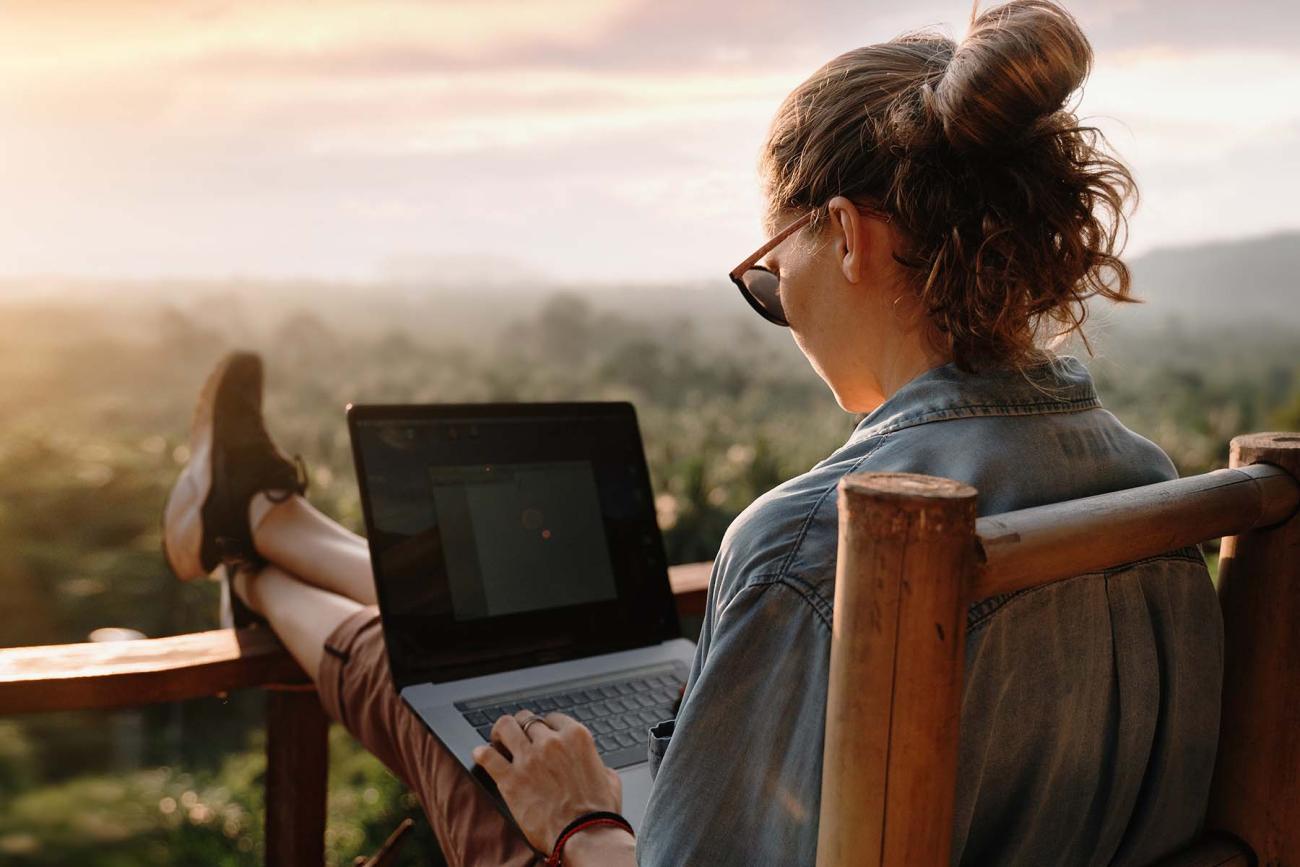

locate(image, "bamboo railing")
(817, 432), (1300, 867)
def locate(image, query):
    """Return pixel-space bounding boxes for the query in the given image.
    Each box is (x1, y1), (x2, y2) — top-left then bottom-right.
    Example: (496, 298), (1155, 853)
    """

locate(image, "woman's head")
(754, 0), (1135, 410)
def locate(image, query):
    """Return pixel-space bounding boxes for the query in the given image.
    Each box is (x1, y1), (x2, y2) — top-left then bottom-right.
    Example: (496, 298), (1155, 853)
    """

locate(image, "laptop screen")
(428, 460), (617, 620)
(349, 403), (679, 688)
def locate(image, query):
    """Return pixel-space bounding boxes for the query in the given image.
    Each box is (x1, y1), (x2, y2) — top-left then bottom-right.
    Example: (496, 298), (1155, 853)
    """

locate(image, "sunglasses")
(728, 204), (891, 327)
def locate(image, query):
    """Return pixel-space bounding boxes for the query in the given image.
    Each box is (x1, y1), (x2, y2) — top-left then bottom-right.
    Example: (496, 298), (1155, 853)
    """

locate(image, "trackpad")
(618, 763), (653, 832)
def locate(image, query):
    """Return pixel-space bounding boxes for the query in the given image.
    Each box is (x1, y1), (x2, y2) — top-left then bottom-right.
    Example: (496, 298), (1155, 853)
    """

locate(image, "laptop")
(346, 401), (696, 830)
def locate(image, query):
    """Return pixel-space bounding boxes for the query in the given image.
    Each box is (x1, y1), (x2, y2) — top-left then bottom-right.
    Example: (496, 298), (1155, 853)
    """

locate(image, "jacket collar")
(847, 354), (1100, 445)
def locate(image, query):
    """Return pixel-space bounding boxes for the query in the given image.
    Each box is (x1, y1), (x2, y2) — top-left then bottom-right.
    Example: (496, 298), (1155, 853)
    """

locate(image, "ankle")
(230, 567), (258, 612)
(248, 491), (296, 539)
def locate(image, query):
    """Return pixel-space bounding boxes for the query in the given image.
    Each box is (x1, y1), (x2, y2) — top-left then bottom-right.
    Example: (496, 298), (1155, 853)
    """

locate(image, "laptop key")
(614, 731), (638, 748)
(536, 698), (557, 712)
(553, 694), (575, 708)
(592, 719), (613, 735)
(464, 711), (490, 727)
(476, 725), (494, 742)
(596, 734), (620, 753)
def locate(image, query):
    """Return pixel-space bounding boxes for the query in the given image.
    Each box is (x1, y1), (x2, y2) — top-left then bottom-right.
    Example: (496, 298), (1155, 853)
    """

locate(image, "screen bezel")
(346, 401), (681, 690)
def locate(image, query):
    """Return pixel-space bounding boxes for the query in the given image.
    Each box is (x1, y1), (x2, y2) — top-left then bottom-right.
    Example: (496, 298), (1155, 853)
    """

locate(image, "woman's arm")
(563, 825), (637, 865)
(473, 711), (637, 866)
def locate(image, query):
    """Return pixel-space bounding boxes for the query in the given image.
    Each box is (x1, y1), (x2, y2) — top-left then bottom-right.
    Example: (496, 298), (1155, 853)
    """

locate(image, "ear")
(827, 196), (867, 283)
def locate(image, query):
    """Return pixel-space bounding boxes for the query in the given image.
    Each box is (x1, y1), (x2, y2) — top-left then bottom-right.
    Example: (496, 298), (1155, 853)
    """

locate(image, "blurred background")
(1, 1), (1297, 864)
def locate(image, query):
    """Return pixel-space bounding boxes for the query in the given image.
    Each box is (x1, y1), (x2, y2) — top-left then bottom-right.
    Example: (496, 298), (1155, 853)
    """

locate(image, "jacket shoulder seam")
(773, 433), (893, 579)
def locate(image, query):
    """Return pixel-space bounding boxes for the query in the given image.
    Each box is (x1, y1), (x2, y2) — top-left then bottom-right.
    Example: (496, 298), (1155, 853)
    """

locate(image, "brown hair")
(760, 0), (1136, 371)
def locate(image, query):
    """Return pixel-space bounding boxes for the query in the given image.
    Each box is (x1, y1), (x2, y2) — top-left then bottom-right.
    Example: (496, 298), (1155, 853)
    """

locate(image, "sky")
(2, 0), (1299, 285)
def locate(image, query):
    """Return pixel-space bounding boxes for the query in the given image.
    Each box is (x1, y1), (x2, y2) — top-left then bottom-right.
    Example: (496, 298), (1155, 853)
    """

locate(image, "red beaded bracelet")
(544, 811), (635, 866)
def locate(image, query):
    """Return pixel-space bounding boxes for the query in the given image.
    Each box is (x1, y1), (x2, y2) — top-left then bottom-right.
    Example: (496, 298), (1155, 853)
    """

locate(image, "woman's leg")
(232, 563), (363, 679)
(247, 492), (378, 606)
(233, 565), (538, 867)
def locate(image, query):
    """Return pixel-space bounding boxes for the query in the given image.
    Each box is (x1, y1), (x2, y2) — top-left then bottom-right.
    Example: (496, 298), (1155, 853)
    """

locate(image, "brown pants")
(317, 607), (540, 867)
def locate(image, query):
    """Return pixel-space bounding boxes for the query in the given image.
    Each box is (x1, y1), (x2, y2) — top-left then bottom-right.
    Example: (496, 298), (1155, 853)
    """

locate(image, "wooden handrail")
(0, 562), (714, 717)
(973, 462), (1299, 601)
(0, 626), (308, 715)
(667, 560), (711, 615)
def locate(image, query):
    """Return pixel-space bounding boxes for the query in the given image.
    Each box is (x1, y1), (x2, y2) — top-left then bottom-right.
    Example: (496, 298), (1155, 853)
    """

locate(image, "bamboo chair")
(817, 432), (1300, 867)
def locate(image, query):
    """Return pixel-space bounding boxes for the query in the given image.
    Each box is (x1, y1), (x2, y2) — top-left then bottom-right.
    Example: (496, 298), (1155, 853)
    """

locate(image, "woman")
(162, 1), (1222, 864)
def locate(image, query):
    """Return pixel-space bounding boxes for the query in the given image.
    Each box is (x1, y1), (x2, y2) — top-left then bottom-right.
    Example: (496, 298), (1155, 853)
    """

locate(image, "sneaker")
(162, 352), (307, 586)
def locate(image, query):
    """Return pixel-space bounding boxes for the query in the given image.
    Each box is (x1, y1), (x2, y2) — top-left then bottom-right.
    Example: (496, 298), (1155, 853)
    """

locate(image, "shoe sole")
(162, 353), (254, 581)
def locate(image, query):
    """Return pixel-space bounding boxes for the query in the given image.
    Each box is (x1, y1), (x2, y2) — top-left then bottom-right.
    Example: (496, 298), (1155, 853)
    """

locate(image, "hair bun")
(930, 0), (1092, 154)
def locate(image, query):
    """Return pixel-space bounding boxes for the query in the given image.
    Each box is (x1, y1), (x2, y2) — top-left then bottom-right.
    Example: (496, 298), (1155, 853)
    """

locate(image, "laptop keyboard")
(454, 663), (686, 769)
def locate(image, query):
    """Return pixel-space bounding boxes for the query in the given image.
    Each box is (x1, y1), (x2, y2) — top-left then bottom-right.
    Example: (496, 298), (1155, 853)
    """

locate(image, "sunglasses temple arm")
(730, 211), (813, 278)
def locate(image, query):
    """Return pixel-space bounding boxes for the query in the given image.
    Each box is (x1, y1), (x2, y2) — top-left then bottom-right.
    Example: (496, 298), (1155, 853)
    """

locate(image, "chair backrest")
(815, 432), (1300, 867)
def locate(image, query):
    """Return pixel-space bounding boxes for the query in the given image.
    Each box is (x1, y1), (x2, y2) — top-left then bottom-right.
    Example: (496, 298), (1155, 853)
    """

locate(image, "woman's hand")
(472, 710), (627, 856)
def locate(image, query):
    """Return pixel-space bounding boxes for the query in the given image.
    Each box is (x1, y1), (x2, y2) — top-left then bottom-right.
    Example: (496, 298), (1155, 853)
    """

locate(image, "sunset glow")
(3, 0), (1298, 283)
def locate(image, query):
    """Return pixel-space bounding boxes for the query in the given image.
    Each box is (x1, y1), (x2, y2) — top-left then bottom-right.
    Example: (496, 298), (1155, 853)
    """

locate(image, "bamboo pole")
(817, 472), (978, 867)
(1206, 432), (1300, 864)
(973, 463), (1298, 601)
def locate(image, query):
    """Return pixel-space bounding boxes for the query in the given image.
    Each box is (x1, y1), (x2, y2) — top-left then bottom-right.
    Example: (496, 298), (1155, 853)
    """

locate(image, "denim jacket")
(637, 355), (1223, 866)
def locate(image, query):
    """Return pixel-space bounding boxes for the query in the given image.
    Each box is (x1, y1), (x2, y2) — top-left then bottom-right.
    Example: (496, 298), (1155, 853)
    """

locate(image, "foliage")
(0, 726), (438, 867)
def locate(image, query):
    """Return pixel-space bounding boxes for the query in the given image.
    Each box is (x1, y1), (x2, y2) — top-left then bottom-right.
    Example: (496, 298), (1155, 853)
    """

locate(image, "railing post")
(1207, 432), (1300, 864)
(817, 472), (978, 867)
(266, 685), (329, 866)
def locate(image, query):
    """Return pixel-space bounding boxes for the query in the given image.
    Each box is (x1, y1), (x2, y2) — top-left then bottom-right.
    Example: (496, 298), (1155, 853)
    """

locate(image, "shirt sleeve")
(636, 579), (831, 867)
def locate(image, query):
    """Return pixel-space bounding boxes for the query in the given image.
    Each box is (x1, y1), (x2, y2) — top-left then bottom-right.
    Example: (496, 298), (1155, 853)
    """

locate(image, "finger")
(472, 744), (511, 781)
(542, 712), (583, 733)
(492, 714), (530, 758)
(515, 710), (557, 742)
(547, 714), (595, 748)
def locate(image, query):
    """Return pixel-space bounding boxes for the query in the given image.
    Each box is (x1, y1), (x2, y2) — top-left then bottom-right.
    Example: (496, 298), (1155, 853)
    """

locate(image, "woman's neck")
(848, 330), (950, 413)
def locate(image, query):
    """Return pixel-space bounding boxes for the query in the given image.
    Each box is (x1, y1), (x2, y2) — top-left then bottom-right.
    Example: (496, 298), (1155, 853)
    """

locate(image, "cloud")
(1078, 0), (1300, 53)
(1, 0), (1299, 282)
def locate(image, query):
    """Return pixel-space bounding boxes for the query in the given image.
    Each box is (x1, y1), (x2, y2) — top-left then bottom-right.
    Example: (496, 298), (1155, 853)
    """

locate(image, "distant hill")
(1125, 231), (1300, 327)
(0, 230), (1296, 335)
